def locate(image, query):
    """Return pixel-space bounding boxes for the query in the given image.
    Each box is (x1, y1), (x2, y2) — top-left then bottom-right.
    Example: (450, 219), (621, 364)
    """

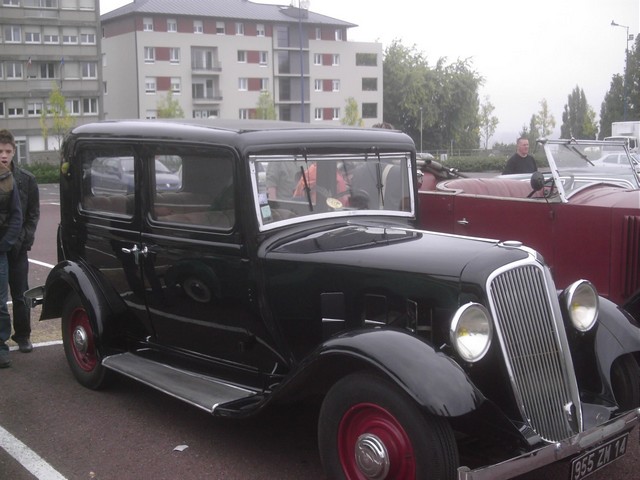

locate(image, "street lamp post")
(611, 20), (634, 121)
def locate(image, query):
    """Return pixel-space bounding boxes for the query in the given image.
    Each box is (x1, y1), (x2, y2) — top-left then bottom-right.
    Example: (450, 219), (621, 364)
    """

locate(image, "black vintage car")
(28, 119), (640, 480)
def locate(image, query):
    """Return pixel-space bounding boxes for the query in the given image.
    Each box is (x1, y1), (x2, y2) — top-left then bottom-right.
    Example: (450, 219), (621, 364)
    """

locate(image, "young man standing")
(0, 130), (25, 368)
(502, 137), (538, 175)
(3, 130), (39, 354)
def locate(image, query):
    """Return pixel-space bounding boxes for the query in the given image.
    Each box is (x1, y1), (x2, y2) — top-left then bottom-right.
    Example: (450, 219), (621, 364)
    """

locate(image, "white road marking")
(0, 424), (67, 480)
(29, 259), (55, 269)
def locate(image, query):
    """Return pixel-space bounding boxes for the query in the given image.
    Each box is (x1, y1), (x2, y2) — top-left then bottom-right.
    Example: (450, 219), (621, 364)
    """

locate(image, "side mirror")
(530, 171), (545, 191)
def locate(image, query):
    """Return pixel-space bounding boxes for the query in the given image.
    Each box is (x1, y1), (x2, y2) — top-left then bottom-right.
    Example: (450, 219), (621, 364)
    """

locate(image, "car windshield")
(542, 139), (640, 199)
(251, 152), (415, 231)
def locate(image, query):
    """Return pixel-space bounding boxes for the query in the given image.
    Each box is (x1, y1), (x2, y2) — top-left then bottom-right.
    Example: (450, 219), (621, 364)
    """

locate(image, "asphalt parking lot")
(2, 184), (640, 479)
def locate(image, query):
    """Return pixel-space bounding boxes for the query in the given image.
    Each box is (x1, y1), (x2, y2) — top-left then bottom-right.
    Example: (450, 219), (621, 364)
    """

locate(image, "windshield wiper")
(299, 152), (313, 211)
(563, 144), (594, 166)
(374, 152), (385, 208)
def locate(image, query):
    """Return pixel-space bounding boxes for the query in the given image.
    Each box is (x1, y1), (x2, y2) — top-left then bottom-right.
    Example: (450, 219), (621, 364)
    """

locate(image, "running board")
(102, 352), (259, 414)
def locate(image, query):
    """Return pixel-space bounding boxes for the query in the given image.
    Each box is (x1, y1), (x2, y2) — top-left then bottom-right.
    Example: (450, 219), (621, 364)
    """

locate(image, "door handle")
(121, 244), (148, 265)
(457, 218), (469, 226)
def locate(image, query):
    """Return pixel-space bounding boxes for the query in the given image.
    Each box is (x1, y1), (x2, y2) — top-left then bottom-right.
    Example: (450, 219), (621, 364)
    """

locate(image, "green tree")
(341, 97), (364, 126)
(599, 75), (625, 138)
(382, 39), (482, 151)
(255, 91), (277, 120)
(560, 86), (597, 139)
(478, 96), (499, 150)
(533, 99), (556, 138)
(39, 83), (75, 150)
(157, 91), (184, 118)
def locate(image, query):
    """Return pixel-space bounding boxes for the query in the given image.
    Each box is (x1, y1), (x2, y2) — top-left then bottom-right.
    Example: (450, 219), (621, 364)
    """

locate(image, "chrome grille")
(622, 215), (640, 298)
(489, 262), (579, 442)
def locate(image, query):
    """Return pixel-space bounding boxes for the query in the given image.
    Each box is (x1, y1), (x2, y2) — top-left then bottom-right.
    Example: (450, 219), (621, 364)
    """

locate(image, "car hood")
(569, 184), (640, 208)
(265, 222), (530, 280)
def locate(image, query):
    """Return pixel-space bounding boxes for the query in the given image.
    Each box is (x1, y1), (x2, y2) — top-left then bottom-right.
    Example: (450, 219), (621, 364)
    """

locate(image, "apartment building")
(101, 0), (383, 125)
(0, 0), (103, 163)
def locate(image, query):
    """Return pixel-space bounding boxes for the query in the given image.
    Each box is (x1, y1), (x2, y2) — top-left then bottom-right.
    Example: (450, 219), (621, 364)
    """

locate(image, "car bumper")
(457, 408), (640, 480)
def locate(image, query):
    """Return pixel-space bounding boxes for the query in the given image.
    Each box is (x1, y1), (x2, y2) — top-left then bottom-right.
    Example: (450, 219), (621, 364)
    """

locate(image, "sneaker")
(0, 349), (10, 368)
(14, 338), (33, 353)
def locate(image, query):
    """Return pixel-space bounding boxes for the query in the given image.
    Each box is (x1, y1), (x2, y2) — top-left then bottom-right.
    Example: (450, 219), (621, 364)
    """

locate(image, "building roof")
(100, 0), (357, 28)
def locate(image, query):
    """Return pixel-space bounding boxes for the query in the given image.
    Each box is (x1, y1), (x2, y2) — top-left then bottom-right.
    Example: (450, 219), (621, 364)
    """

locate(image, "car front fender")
(284, 327), (485, 417)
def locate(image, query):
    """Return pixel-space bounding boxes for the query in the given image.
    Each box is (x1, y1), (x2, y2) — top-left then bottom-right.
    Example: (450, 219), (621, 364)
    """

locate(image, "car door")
(138, 145), (285, 373)
(449, 194), (557, 266)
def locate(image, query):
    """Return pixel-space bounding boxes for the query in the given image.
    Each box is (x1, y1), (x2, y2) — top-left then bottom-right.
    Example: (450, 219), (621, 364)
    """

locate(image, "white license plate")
(569, 432), (628, 480)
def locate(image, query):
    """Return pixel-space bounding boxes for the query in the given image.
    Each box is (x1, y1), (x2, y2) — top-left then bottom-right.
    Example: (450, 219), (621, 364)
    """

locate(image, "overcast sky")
(100, 0), (639, 144)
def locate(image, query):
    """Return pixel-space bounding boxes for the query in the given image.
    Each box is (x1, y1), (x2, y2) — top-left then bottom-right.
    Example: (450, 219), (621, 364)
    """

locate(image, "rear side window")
(151, 147), (235, 230)
(80, 146), (137, 217)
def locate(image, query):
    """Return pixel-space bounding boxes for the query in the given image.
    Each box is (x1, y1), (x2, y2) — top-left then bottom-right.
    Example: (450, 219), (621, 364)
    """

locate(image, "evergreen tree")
(560, 86), (597, 139)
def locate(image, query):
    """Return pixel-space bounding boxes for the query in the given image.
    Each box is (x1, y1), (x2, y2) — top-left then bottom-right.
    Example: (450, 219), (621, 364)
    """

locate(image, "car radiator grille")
(622, 215), (640, 298)
(489, 263), (578, 443)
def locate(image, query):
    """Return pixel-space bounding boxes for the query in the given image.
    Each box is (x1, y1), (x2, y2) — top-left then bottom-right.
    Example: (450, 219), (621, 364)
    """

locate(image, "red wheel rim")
(338, 402), (416, 479)
(68, 306), (98, 372)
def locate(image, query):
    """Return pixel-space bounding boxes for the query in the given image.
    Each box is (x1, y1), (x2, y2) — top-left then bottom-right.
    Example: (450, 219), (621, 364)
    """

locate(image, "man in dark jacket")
(5, 131), (39, 354)
(502, 137), (537, 175)
(0, 129), (24, 368)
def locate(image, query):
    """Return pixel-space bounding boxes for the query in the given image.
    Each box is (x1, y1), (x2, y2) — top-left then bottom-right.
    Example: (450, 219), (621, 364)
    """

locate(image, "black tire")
(62, 292), (112, 390)
(610, 354), (640, 411)
(318, 373), (458, 480)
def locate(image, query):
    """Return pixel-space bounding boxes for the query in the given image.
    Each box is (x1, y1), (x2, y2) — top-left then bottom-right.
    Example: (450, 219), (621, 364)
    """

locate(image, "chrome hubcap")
(355, 433), (390, 479)
(73, 326), (89, 354)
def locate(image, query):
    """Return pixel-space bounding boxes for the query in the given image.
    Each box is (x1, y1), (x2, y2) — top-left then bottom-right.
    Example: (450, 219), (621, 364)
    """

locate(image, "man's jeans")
(0, 253), (10, 352)
(9, 249), (30, 341)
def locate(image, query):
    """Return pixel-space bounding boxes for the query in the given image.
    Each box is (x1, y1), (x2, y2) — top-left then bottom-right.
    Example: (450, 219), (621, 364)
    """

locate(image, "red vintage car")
(419, 138), (640, 321)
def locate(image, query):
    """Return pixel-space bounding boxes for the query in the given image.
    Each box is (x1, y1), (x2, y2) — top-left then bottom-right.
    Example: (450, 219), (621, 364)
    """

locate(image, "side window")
(80, 148), (136, 217)
(152, 148), (235, 230)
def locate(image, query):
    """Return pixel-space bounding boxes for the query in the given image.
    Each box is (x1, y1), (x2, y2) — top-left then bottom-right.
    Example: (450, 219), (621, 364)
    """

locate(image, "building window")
(4, 25), (21, 43)
(237, 50), (246, 63)
(145, 110), (157, 119)
(313, 54), (322, 66)
(256, 24), (265, 37)
(362, 103), (377, 119)
(143, 18), (154, 32)
(315, 27), (321, 40)
(27, 102), (43, 117)
(170, 48), (180, 64)
(6, 62), (23, 79)
(332, 54), (340, 66)
(314, 108), (322, 120)
(362, 77), (378, 91)
(235, 22), (244, 35)
(44, 33), (59, 44)
(238, 78), (248, 91)
(8, 106), (24, 117)
(82, 62), (97, 79)
(3, 0), (20, 5)
(356, 53), (378, 66)
(0, 102), (4, 117)
(83, 98), (98, 114)
(193, 20), (203, 34)
(314, 79), (322, 92)
(332, 108), (340, 120)
(80, 32), (96, 44)
(167, 19), (177, 32)
(332, 80), (340, 92)
(260, 78), (268, 91)
(171, 77), (181, 93)
(66, 99), (80, 115)
(193, 109), (218, 119)
(335, 29), (343, 41)
(144, 47), (155, 63)
(25, 31), (41, 43)
(239, 109), (249, 120)
(40, 63), (55, 79)
(145, 77), (156, 93)
(63, 33), (78, 44)
(259, 51), (268, 65)
(216, 22), (225, 34)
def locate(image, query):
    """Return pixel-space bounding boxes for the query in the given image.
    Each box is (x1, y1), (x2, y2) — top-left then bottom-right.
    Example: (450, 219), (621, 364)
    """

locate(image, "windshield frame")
(250, 151), (417, 232)
(540, 138), (640, 202)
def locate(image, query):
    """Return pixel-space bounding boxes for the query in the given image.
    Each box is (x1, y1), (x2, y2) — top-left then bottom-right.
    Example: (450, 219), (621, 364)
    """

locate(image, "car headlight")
(564, 280), (599, 332)
(450, 303), (493, 363)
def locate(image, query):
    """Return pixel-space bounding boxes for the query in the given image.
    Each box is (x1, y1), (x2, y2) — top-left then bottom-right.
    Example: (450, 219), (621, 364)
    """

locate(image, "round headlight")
(564, 280), (599, 332)
(450, 303), (493, 363)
